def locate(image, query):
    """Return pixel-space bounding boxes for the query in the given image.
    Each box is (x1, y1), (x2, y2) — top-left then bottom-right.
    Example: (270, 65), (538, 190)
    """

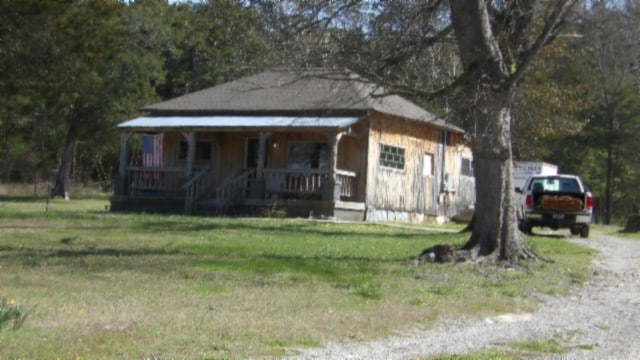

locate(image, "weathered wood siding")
(160, 131), (252, 186)
(364, 113), (475, 221)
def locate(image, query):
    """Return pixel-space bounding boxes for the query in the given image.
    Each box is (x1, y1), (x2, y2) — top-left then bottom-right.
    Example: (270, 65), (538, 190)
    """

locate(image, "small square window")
(379, 144), (405, 170)
(461, 158), (474, 177)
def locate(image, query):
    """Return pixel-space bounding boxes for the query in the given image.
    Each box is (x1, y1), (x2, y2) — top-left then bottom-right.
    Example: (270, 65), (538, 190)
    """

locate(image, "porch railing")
(182, 167), (215, 214)
(264, 169), (327, 194)
(216, 169), (255, 213)
(336, 169), (357, 198)
(127, 167), (186, 193)
(263, 168), (357, 199)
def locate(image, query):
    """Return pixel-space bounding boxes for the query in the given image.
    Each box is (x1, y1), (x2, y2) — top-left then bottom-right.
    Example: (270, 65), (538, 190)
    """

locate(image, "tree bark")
(460, 89), (535, 262)
(50, 126), (77, 199)
(450, 0), (537, 263)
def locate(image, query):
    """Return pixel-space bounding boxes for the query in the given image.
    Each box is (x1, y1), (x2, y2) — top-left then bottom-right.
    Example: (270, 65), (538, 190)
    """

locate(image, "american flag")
(141, 134), (163, 167)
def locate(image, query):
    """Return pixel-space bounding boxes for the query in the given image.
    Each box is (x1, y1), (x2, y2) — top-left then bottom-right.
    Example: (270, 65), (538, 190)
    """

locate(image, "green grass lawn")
(0, 196), (595, 359)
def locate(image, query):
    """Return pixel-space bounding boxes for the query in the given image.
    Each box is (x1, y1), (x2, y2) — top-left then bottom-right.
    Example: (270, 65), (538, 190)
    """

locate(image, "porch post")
(114, 131), (131, 197)
(256, 132), (270, 181)
(250, 132), (270, 198)
(324, 131), (344, 201)
(182, 131), (195, 177)
(118, 132), (129, 177)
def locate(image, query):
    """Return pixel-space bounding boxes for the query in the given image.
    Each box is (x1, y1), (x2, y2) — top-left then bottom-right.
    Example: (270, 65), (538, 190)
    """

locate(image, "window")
(423, 153), (434, 177)
(178, 141), (212, 161)
(529, 177), (580, 192)
(287, 142), (328, 169)
(461, 158), (474, 177)
(379, 144), (405, 170)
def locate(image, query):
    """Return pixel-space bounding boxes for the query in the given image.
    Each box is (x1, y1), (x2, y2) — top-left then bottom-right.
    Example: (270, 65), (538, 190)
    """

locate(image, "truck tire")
(570, 225), (580, 235)
(580, 225), (590, 238)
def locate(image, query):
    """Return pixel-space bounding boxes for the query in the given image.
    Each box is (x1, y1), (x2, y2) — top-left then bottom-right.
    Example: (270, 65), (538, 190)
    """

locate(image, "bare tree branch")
(505, 0), (579, 91)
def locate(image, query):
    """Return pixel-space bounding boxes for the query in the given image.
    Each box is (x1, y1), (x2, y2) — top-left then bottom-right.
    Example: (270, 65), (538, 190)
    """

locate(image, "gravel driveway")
(290, 233), (640, 359)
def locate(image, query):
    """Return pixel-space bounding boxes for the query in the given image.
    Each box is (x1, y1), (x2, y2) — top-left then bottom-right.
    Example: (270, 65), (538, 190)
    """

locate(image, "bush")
(0, 297), (28, 332)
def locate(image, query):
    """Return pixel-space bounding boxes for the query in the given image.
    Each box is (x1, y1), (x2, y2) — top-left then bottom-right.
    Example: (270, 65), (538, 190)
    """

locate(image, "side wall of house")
(364, 113), (475, 222)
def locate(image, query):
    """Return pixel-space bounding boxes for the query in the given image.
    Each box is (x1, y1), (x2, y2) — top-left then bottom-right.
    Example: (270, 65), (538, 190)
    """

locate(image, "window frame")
(461, 157), (474, 177)
(422, 152), (434, 177)
(379, 143), (405, 171)
(286, 141), (328, 170)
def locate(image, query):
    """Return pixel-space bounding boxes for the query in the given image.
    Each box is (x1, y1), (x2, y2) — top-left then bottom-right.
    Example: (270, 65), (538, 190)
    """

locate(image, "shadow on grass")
(527, 231), (567, 239)
(0, 244), (177, 260)
(1, 243), (396, 299)
(0, 195), (49, 203)
(131, 218), (441, 241)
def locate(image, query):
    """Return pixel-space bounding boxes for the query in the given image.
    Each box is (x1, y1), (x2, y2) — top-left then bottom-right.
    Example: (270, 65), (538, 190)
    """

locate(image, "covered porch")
(110, 116), (366, 219)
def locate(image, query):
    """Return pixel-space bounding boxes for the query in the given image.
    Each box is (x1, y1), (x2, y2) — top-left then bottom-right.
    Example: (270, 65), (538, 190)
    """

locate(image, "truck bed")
(533, 192), (585, 212)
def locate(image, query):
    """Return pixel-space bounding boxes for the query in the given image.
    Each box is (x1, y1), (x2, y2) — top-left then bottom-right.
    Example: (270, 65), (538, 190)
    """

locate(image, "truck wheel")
(580, 225), (590, 238)
(570, 225), (580, 235)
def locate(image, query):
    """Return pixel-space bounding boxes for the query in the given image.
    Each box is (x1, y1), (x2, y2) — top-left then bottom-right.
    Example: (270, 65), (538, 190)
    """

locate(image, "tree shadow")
(526, 230), (568, 239)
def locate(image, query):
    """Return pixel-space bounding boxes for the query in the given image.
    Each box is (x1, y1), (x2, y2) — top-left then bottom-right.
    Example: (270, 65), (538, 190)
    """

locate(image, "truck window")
(529, 177), (580, 192)
(560, 179), (580, 192)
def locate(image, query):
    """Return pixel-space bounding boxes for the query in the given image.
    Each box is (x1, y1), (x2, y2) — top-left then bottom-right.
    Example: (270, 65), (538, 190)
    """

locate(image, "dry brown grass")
(0, 182), (108, 198)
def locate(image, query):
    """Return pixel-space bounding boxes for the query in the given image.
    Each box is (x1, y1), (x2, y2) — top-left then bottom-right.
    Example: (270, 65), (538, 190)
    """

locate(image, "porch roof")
(117, 115), (361, 131)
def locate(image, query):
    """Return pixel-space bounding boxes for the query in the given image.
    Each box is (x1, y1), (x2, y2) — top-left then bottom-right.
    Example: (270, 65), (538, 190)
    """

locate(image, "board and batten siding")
(365, 114), (475, 222)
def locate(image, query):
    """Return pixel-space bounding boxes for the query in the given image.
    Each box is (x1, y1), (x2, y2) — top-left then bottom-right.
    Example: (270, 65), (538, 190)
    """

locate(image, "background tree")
(536, 1), (640, 223)
(573, 2), (640, 223)
(46, 0), (161, 198)
(159, 0), (268, 98)
(0, 0), (268, 196)
(0, 0), (67, 184)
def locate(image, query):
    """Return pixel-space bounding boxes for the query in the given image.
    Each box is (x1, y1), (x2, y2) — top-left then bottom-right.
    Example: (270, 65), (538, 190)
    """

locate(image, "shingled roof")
(141, 69), (461, 132)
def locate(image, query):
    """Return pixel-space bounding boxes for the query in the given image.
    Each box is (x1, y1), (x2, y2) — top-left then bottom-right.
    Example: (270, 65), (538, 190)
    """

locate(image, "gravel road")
(290, 233), (640, 359)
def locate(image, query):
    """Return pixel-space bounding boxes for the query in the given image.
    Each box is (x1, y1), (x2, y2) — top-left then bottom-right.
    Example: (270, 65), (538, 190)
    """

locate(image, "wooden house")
(110, 69), (475, 222)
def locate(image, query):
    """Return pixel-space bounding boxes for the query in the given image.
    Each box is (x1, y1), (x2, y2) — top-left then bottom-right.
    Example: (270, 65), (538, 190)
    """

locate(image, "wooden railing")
(215, 169), (255, 213)
(127, 167), (186, 193)
(126, 166), (358, 213)
(263, 168), (357, 199)
(182, 167), (215, 214)
(336, 169), (357, 198)
(264, 169), (328, 194)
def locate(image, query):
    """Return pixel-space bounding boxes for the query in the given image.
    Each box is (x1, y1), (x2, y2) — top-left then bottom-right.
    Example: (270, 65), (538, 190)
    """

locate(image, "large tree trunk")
(460, 89), (536, 263)
(450, 0), (537, 263)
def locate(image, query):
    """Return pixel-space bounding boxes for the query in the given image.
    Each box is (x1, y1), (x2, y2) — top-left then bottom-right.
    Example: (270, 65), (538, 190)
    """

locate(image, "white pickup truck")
(515, 174), (593, 238)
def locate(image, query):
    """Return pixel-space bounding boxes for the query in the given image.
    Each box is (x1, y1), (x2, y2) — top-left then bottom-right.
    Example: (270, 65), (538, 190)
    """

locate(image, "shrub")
(0, 297), (29, 332)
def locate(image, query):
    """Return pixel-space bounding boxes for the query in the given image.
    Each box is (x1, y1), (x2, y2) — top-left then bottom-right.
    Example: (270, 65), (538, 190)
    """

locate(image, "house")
(110, 69), (475, 222)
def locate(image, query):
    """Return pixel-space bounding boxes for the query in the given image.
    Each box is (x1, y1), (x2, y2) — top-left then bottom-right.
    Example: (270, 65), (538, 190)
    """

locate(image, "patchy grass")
(0, 197), (594, 358)
(506, 338), (568, 357)
(428, 351), (515, 360)
(425, 337), (568, 359)
(613, 229), (640, 241)
(0, 297), (29, 332)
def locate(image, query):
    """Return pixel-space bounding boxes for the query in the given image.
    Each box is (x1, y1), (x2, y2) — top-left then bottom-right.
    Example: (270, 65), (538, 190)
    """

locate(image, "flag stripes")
(141, 134), (163, 167)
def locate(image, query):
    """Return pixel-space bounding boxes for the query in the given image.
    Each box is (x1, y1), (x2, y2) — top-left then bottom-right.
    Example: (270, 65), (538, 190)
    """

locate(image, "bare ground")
(289, 233), (640, 359)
